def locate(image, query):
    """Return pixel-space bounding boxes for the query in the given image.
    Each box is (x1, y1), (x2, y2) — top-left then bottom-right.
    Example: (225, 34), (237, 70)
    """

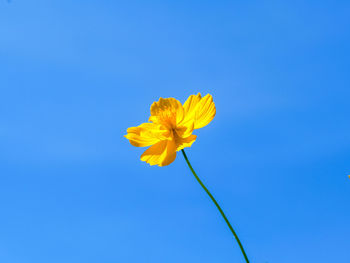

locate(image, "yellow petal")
(149, 98), (184, 128)
(140, 139), (177, 166)
(124, 123), (169, 147)
(193, 94), (216, 129)
(181, 93), (202, 127)
(175, 134), (197, 151)
(183, 93), (202, 117)
(175, 121), (194, 138)
(181, 93), (216, 129)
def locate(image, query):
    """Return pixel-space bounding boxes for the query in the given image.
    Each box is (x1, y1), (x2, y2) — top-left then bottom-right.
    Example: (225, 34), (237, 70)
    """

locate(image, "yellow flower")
(125, 93), (216, 166)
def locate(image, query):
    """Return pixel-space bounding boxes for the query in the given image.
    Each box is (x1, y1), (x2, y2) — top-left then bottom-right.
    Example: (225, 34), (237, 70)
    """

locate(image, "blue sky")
(1, 1), (349, 262)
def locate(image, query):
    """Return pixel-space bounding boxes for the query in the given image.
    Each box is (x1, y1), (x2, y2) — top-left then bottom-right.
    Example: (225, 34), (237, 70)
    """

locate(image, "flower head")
(125, 93), (216, 166)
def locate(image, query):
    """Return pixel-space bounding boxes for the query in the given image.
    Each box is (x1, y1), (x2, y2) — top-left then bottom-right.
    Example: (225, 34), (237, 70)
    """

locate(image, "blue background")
(1, 1), (349, 262)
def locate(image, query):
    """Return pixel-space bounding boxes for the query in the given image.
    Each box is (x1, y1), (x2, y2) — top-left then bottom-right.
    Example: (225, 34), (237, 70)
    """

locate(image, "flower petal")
(175, 134), (197, 151)
(175, 121), (194, 139)
(124, 123), (169, 147)
(181, 93), (216, 129)
(194, 94), (216, 129)
(140, 139), (177, 166)
(149, 98), (184, 127)
(183, 93), (202, 117)
(181, 93), (202, 127)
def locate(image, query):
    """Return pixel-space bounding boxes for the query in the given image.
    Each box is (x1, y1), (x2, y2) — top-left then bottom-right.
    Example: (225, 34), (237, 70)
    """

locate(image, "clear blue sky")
(1, 1), (349, 262)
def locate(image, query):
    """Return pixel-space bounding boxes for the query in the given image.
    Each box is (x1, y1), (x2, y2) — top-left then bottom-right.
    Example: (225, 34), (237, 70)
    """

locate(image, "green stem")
(181, 149), (250, 263)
